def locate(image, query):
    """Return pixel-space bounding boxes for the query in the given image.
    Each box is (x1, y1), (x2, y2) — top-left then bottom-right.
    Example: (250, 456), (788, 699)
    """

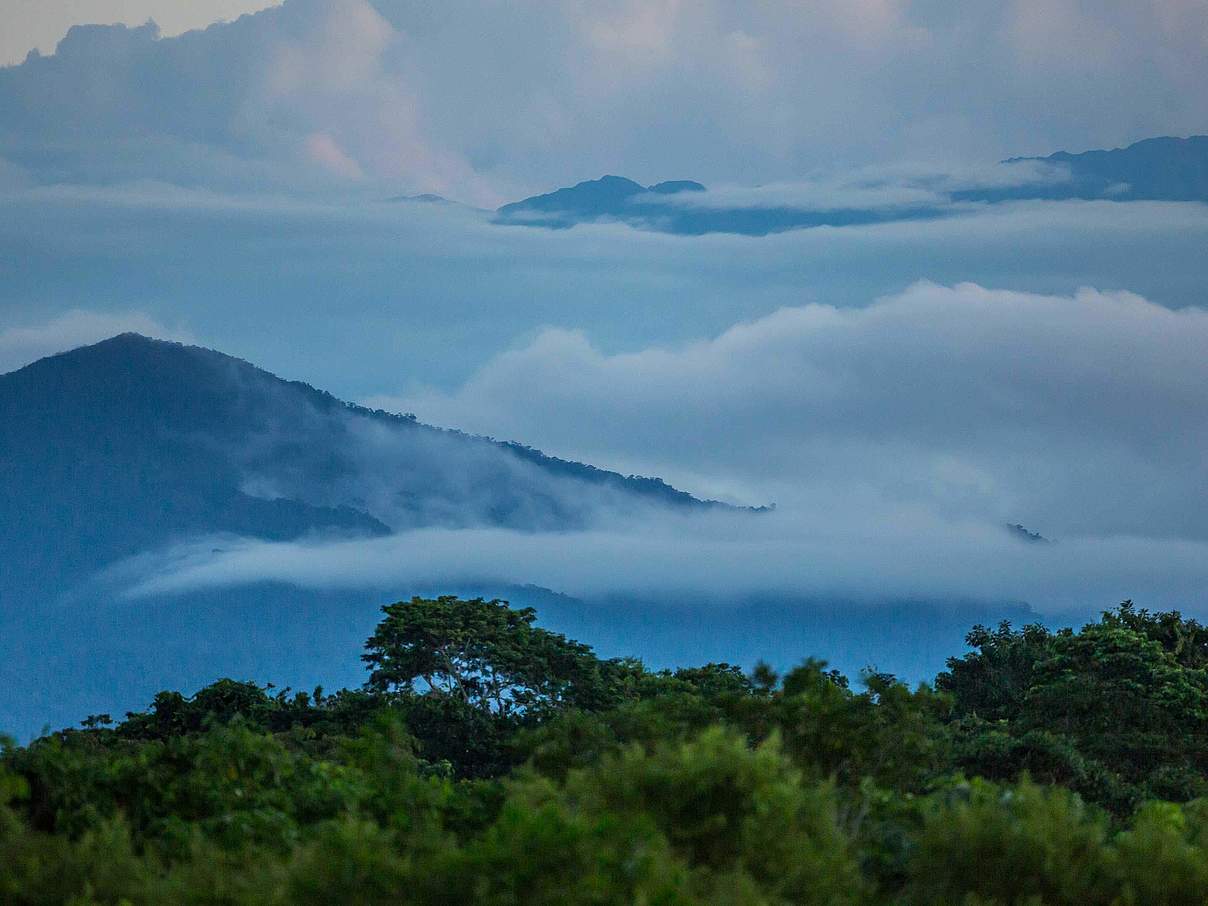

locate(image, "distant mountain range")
(493, 135), (1208, 235)
(496, 176), (705, 227)
(494, 174), (946, 235)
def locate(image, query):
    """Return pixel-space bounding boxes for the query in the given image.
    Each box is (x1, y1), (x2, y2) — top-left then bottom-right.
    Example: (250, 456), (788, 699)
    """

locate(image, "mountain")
(495, 136), (1208, 236)
(0, 334), (1044, 740)
(494, 174), (942, 235)
(385, 193), (453, 204)
(989, 134), (1208, 203)
(495, 175), (704, 228)
(0, 334), (746, 735)
(0, 333), (718, 597)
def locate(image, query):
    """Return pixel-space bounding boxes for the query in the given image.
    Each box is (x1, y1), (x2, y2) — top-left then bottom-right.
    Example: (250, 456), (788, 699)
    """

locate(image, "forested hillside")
(0, 333), (719, 601)
(4, 597), (1208, 904)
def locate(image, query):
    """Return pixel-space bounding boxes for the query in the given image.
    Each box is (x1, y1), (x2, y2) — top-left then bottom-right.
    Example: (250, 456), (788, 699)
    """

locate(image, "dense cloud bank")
(393, 282), (1208, 542)
(101, 281), (1208, 617)
(2, 0), (1207, 628)
(2, 0), (1207, 198)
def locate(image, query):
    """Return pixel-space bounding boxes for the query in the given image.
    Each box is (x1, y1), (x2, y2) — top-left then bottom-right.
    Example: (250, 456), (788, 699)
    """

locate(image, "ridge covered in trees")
(4, 596), (1208, 904)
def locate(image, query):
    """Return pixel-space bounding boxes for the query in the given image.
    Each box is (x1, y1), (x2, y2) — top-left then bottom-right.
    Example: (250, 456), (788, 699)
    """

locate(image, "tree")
(944, 604), (1208, 810)
(1020, 623), (1208, 793)
(1100, 600), (1208, 669)
(937, 620), (1056, 722)
(362, 596), (625, 717)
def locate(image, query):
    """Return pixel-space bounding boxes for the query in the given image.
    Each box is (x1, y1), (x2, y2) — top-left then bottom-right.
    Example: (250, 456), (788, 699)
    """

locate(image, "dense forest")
(5, 596), (1208, 904)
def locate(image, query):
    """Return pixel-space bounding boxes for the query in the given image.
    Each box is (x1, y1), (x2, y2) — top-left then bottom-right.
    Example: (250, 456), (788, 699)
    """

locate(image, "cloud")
(304, 132), (364, 179)
(391, 282), (1208, 542)
(0, 1), (495, 202)
(642, 159), (1070, 212)
(5, 184), (1208, 400)
(0, 2), (280, 65)
(0, 309), (191, 374)
(1, 1), (1206, 198)
(113, 508), (1208, 617)
(227, 380), (716, 534)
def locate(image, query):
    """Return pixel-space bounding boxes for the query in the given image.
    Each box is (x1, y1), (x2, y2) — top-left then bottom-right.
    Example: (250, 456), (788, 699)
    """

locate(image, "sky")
(2, 0), (1208, 624)
(2, 0), (1208, 200)
(0, 1), (278, 65)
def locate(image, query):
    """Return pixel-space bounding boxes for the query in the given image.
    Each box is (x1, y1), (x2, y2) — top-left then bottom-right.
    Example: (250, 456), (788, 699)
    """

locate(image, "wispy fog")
(113, 509), (1208, 618)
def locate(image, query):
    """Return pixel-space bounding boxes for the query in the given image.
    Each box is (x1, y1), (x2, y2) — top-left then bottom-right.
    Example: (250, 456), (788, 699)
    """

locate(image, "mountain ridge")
(0, 332), (726, 603)
(1006, 134), (1208, 200)
(494, 134), (1208, 235)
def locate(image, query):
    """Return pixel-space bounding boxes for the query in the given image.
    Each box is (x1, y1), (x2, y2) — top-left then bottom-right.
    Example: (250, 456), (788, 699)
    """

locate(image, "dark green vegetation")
(5, 597), (1208, 904)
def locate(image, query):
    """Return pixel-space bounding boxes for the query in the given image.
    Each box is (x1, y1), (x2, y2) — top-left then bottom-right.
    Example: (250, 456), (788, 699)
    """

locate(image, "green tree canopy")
(362, 596), (626, 717)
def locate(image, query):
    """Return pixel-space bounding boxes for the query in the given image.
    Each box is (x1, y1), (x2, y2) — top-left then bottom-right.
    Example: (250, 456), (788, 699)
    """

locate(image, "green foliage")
(773, 661), (951, 791)
(938, 620), (1055, 723)
(905, 778), (1111, 905)
(363, 596), (627, 715)
(421, 792), (692, 905)
(559, 727), (865, 904)
(6, 595), (1208, 903)
(1108, 800), (1208, 905)
(943, 602), (1208, 811)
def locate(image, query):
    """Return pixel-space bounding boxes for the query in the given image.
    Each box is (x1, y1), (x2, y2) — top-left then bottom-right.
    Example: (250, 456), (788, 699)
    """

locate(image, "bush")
(906, 778), (1110, 905)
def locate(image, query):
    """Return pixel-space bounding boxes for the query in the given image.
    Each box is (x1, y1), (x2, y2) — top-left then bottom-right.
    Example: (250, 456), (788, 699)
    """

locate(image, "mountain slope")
(0, 333), (719, 601)
(1000, 134), (1208, 201)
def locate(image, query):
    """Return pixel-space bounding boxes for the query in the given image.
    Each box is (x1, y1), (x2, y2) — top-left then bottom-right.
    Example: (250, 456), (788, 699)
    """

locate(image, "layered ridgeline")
(992, 134), (1208, 203)
(494, 134), (1208, 235)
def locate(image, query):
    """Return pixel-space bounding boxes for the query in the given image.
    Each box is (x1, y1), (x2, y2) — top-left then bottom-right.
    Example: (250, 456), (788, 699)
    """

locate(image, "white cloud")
(392, 282), (1208, 541)
(114, 510), (1208, 618)
(651, 160), (1070, 212)
(1, 1), (1205, 198)
(6, 185), (1208, 402)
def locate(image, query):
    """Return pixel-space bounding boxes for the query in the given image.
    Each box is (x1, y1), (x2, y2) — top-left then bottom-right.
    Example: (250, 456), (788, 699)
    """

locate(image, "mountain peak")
(2, 335), (726, 573)
(495, 175), (708, 227)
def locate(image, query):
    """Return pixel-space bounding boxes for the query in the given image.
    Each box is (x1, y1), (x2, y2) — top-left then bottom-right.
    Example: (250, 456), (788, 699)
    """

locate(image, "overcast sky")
(2, 0), (1207, 200)
(0, 0), (277, 64)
